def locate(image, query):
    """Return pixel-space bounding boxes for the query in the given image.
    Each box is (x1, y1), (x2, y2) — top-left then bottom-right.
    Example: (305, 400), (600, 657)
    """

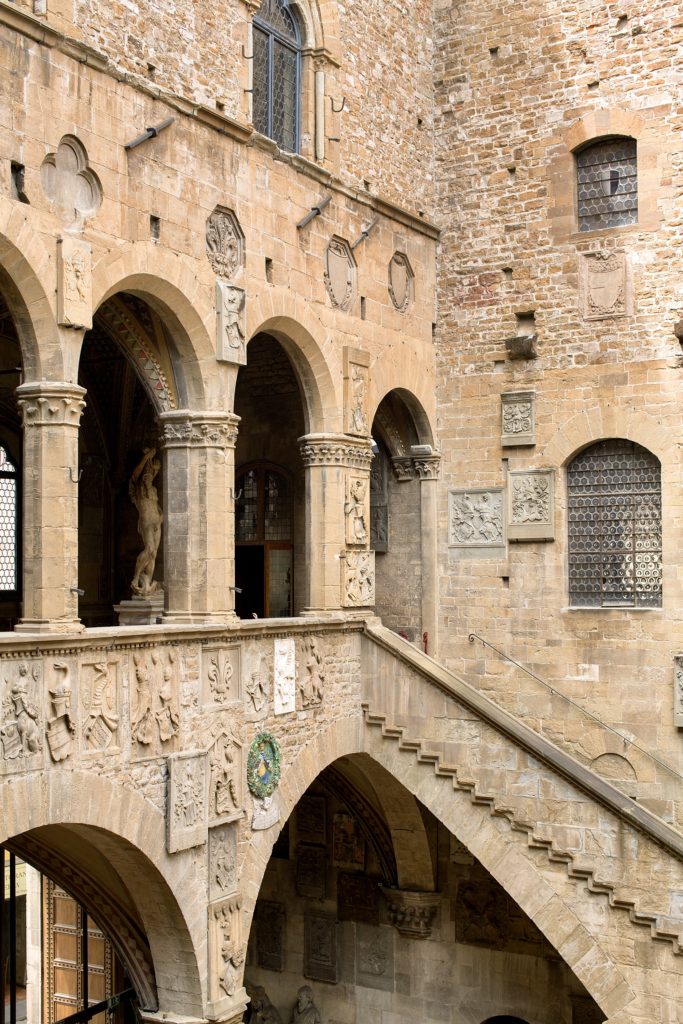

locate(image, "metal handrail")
(468, 632), (683, 783)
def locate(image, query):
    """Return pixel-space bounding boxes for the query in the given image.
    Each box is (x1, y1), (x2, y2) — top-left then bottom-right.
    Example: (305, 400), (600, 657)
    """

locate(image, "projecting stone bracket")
(380, 887), (441, 938)
(505, 333), (538, 360)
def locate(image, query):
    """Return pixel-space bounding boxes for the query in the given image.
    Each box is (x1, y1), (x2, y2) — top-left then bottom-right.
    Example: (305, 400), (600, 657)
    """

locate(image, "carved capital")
(413, 454), (441, 480)
(160, 411), (240, 449)
(16, 381), (86, 428)
(380, 887), (440, 939)
(391, 456), (415, 482)
(298, 433), (373, 470)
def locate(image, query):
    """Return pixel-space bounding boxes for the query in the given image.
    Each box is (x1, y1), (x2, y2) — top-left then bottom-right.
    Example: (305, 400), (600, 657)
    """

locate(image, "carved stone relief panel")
(57, 237), (92, 329)
(255, 900), (286, 971)
(324, 237), (356, 311)
(501, 391), (535, 447)
(208, 724), (243, 826)
(40, 135), (102, 230)
(0, 660), (44, 773)
(342, 551), (375, 607)
(332, 812), (365, 870)
(245, 651), (271, 718)
(209, 894), (243, 1004)
(203, 645), (241, 708)
(507, 469), (555, 542)
(370, 448), (389, 553)
(273, 638), (296, 715)
(388, 252), (414, 313)
(344, 475), (369, 547)
(296, 845), (326, 899)
(304, 912), (338, 983)
(337, 872), (380, 926)
(580, 250), (630, 320)
(130, 649), (180, 758)
(206, 207), (244, 279)
(674, 657), (683, 728)
(297, 794), (326, 844)
(448, 489), (505, 549)
(167, 750), (208, 853)
(209, 823), (239, 901)
(46, 661), (76, 763)
(216, 282), (247, 366)
(355, 924), (394, 992)
(344, 348), (370, 437)
(81, 658), (120, 753)
(299, 637), (324, 709)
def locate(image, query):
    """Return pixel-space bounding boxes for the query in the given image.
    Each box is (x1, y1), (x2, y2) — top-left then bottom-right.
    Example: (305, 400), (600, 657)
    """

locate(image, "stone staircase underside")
(361, 624), (683, 956)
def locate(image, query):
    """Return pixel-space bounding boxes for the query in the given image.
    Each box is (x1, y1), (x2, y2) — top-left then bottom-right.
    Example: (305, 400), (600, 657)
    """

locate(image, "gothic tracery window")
(252, 0), (301, 153)
(567, 439), (661, 608)
(576, 137), (638, 231)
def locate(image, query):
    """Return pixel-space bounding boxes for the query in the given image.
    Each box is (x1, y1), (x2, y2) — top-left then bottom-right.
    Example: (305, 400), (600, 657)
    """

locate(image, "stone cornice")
(298, 433), (374, 470)
(160, 410), (240, 449)
(16, 381), (86, 427)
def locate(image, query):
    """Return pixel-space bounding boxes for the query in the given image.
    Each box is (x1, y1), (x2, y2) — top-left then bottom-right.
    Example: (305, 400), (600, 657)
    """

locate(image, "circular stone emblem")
(246, 732), (281, 799)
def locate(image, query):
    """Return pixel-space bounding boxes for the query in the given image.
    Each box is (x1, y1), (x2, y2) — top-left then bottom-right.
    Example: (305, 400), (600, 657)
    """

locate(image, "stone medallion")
(324, 237), (355, 311)
(388, 252), (414, 312)
(246, 731), (281, 799)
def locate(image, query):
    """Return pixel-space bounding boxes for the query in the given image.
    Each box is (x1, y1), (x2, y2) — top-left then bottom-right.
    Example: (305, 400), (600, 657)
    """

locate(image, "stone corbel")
(413, 452), (441, 481)
(380, 887), (441, 939)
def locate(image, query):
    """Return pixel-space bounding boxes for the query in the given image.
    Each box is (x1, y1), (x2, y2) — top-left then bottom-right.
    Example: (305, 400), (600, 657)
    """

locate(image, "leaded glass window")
(0, 446), (17, 591)
(253, 0), (301, 153)
(576, 138), (637, 232)
(567, 439), (661, 608)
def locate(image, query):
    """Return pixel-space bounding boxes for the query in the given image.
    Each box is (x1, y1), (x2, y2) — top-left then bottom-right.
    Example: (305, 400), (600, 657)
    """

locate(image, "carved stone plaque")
(370, 448), (389, 553)
(167, 751), (208, 853)
(209, 823), (239, 900)
(206, 206), (244, 279)
(0, 659), (44, 774)
(296, 845), (326, 899)
(507, 469), (554, 542)
(337, 872), (380, 925)
(356, 924), (394, 991)
(255, 900), (286, 971)
(304, 912), (338, 983)
(208, 725), (243, 826)
(57, 237), (92, 329)
(297, 794), (326, 844)
(388, 252), (414, 312)
(501, 391), (535, 447)
(274, 638), (296, 715)
(674, 657), (683, 728)
(81, 659), (120, 753)
(342, 551), (375, 607)
(580, 250), (629, 320)
(332, 812), (365, 869)
(216, 281), (247, 365)
(299, 637), (324, 709)
(130, 649), (180, 758)
(208, 894), (243, 1004)
(345, 474), (369, 546)
(203, 645), (240, 707)
(344, 348), (370, 436)
(324, 237), (355, 311)
(448, 489), (505, 549)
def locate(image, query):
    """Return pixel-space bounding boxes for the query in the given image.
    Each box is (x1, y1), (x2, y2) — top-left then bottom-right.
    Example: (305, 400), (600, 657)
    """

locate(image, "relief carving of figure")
(177, 760), (202, 827)
(350, 366), (367, 434)
(83, 662), (119, 750)
(129, 448), (163, 598)
(246, 667), (268, 713)
(345, 553), (374, 606)
(300, 639), (324, 708)
(214, 832), (236, 893)
(46, 662), (76, 763)
(344, 478), (368, 545)
(1, 663), (41, 759)
(246, 984), (283, 1024)
(211, 735), (240, 818)
(220, 947), (244, 998)
(156, 656), (179, 743)
(132, 655), (154, 745)
(222, 287), (245, 354)
(290, 986), (321, 1024)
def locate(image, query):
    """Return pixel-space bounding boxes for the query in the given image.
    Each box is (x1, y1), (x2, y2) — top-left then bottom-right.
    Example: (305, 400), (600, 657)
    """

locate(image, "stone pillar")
(15, 381), (86, 634)
(298, 433), (374, 613)
(160, 410), (239, 624)
(414, 453), (441, 659)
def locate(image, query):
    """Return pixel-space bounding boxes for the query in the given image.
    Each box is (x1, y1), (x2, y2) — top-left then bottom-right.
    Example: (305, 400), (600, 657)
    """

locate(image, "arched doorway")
(234, 333), (306, 618)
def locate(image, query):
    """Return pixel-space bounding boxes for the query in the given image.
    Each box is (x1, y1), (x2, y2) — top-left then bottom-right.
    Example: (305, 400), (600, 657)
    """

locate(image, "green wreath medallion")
(246, 732), (282, 799)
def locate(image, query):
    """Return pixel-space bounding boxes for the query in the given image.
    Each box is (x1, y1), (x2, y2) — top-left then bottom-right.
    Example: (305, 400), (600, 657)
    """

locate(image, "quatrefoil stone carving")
(40, 135), (102, 231)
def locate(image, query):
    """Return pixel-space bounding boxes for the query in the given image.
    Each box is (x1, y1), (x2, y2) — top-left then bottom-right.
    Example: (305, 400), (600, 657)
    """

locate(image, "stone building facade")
(0, 0), (682, 1023)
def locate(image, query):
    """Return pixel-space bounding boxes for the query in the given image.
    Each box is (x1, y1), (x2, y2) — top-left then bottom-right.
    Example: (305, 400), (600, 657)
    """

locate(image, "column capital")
(159, 410), (240, 449)
(414, 453), (441, 480)
(298, 432), (373, 470)
(16, 381), (86, 428)
(380, 887), (441, 938)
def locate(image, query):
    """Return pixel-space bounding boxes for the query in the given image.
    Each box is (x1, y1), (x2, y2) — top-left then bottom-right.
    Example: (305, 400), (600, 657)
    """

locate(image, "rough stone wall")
(433, 0), (683, 776)
(374, 474), (422, 638)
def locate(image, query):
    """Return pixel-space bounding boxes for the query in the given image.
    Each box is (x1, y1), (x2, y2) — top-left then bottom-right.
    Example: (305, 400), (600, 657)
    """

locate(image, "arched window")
(235, 463), (293, 618)
(567, 439), (661, 608)
(576, 137), (637, 231)
(0, 444), (18, 592)
(252, 0), (302, 153)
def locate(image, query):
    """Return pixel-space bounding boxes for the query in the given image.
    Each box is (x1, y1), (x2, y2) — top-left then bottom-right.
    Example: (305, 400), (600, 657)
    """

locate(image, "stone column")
(15, 381), (86, 634)
(298, 433), (374, 613)
(160, 410), (239, 624)
(414, 453), (441, 659)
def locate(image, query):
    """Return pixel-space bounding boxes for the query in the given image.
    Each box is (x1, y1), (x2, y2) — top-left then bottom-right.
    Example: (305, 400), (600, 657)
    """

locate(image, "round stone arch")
(0, 768), (206, 1017)
(244, 284), (340, 434)
(369, 346), (437, 448)
(241, 715), (635, 1021)
(91, 241), (217, 410)
(0, 200), (62, 379)
(370, 385), (436, 452)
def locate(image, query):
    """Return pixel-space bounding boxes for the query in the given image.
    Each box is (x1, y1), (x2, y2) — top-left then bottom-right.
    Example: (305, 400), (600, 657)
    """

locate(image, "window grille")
(0, 446), (17, 592)
(567, 439), (661, 608)
(253, 0), (301, 153)
(577, 138), (637, 231)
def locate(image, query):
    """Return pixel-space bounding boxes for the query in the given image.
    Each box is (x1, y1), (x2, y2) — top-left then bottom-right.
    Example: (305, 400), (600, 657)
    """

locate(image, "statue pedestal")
(114, 593), (164, 626)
